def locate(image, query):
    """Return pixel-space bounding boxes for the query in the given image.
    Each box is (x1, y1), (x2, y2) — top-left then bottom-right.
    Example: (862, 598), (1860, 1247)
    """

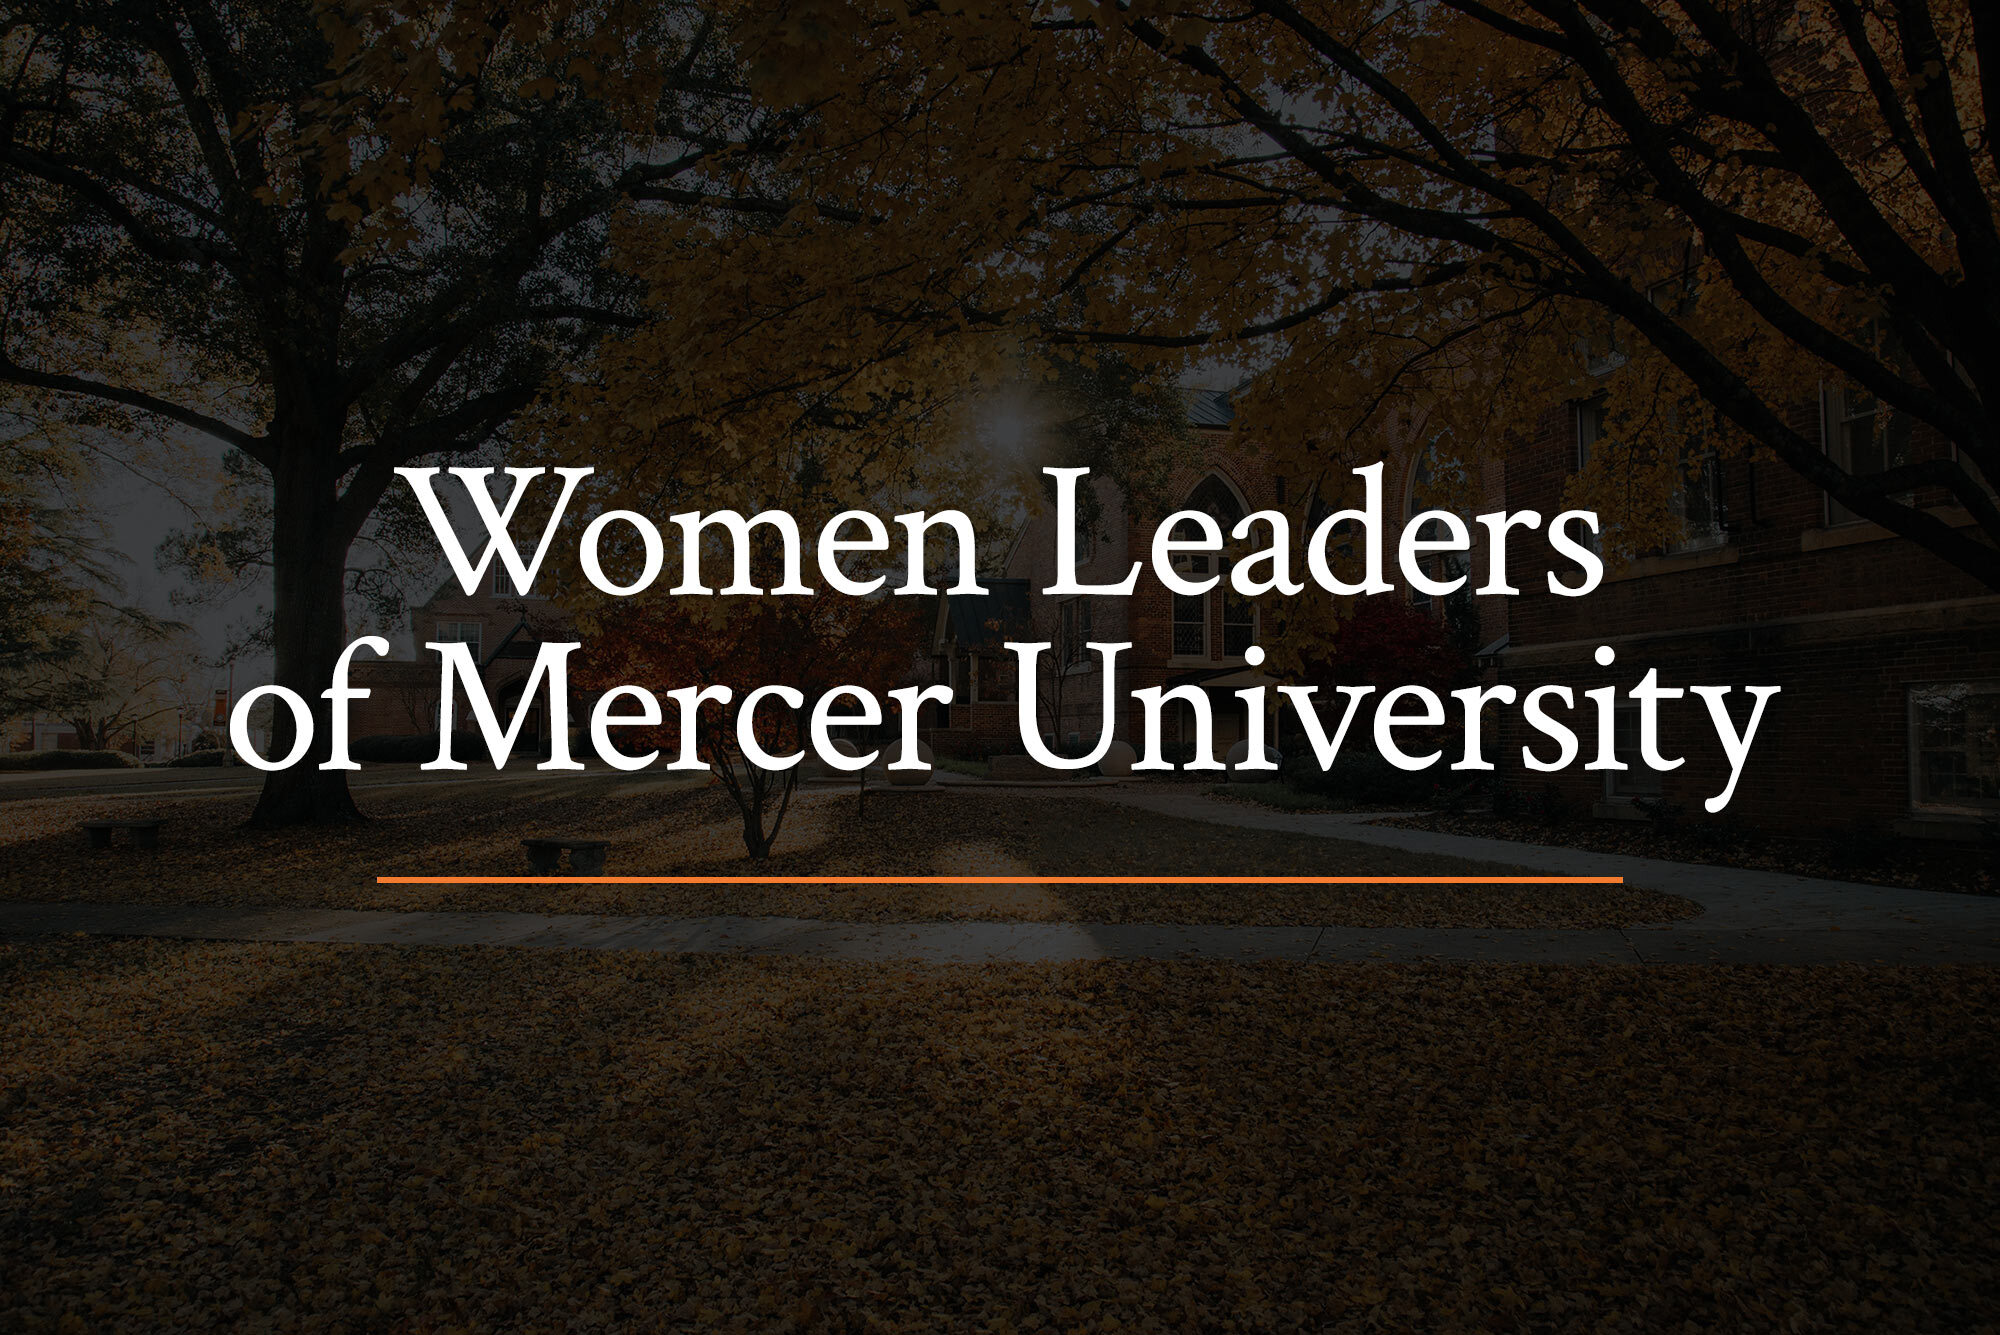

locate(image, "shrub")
(1681, 816), (1743, 855)
(1529, 783), (1579, 825)
(930, 732), (997, 762)
(0, 748), (143, 771)
(1826, 819), (1895, 870)
(1211, 780), (1338, 812)
(163, 749), (230, 768)
(1633, 797), (1688, 833)
(1438, 776), (1486, 814)
(1282, 747), (1441, 806)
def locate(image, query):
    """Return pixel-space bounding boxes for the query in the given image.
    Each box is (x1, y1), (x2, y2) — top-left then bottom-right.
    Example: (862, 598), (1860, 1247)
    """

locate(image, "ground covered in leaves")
(2, 939), (1995, 1331)
(0, 779), (1694, 928)
(1377, 811), (1997, 897)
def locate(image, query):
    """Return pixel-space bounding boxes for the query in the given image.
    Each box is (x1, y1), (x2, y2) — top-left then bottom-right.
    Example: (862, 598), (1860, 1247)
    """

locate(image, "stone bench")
(82, 819), (163, 850)
(522, 838), (609, 876)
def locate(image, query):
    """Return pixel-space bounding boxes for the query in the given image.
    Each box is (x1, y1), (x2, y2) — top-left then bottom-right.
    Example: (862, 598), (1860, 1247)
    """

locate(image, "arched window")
(1405, 444), (1470, 609)
(1167, 475), (1253, 658)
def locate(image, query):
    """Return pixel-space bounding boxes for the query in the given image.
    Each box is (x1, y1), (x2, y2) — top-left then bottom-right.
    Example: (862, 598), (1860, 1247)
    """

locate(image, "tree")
(0, 402), (172, 724)
(1299, 598), (1472, 695)
(14, 608), (193, 751)
(716, 1), (2000, 590)
(0, 0), (831, 822)
(156, 447), (446, 643)
(576, 592), (928, 860)
(0, 424), (101, 715)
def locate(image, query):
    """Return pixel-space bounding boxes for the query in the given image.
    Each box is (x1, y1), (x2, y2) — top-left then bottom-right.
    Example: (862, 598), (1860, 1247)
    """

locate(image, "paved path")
(1098, 789), (2000, 961)
(4, 788), (1995, 965)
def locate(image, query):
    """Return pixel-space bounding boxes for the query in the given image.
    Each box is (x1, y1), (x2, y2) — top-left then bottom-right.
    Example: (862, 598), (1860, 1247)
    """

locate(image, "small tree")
(577, 594), (927, 861)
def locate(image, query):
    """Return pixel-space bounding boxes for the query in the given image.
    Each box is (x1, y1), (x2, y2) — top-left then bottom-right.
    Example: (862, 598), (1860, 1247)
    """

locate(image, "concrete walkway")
(1097, 789), (2000, 962)
(3, 788), (1995, 965)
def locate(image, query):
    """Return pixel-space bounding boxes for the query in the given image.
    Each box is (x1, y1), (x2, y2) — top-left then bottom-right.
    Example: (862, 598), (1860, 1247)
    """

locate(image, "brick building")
(931, 391), (1457, 760)
(933, 382), (1996, 841)
(1486, 393), (1998, 841)
(932, 391), (1283, 757)
(350, 567), (577, 757)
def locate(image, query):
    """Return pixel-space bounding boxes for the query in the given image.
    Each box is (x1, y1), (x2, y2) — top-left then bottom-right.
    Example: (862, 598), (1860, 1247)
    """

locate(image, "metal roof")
(1183, 388), (1235, 428)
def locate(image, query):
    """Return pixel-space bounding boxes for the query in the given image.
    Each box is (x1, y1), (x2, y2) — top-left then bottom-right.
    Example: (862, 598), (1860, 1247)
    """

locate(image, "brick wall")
(1491, 396), (1998, 835)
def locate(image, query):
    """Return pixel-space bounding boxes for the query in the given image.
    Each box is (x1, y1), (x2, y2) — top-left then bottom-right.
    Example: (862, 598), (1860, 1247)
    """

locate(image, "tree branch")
(0, 355), (264, 457)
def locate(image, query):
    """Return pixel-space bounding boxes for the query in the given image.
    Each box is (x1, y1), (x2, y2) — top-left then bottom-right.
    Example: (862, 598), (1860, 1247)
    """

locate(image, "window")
(1647, 269), (1697, 318)
(1584, 317), (1627, 376)
(1058, 598), (1094, 667)
(435, 621), (483, 662)
(1171, 583), (1207, 656)
(1822, 381), (1913, 525)
(1221, 591), (1256, 657)
(1574, 399), (1601, 473)
(1821, 323), (1916, 526)
(1607, 705), (1663, 799)
(1579, 397), (1719, 555)
(1167, 475), (1246, 659)
(1570, 402), (1608, 555)
(1404, 445), (1469, 609)
(1666, 454), (1727, 553)
(489, 547), (544, 597)
(1910, 683), (2000, 814)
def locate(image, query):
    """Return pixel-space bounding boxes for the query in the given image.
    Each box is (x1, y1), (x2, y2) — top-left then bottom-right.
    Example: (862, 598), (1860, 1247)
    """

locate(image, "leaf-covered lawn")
(0, 781), (1695, 928)
(2, 940), (1995, 1331)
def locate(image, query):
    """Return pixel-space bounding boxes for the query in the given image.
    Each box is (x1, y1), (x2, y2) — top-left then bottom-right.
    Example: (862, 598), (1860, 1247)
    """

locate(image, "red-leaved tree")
(577, 595), (929, 860)
(1302, 600), (1473, 695)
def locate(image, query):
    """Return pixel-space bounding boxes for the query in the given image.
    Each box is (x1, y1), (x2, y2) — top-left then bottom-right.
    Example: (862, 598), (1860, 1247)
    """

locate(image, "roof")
(483, 611), (577, 668)
(936, 579), (1033, 653)
(1182, 388), (1235, 428)
(483, 616), (539, 669)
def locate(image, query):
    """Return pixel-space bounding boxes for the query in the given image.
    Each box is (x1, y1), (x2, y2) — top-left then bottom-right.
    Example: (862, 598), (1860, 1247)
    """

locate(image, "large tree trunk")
(67, 718), (109, 751)
(250, 439), (365, 826)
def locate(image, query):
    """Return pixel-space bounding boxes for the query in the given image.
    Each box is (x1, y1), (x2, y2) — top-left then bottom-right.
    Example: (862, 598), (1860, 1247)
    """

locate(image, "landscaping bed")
(1206, 781), (1414, 814)
(0, 781), (1697, 928)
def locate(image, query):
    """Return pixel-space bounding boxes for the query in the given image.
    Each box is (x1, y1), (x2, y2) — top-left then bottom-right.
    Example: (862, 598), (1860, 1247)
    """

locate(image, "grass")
(931, 755), (990, 779)
(3, 938), (1995, 1331)
(0, 779), (1695, 928)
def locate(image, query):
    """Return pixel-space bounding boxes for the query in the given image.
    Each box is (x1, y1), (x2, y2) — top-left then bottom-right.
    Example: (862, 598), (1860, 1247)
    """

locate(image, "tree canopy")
(0, 0), (934, 820)
(705, 0), (2000, 588)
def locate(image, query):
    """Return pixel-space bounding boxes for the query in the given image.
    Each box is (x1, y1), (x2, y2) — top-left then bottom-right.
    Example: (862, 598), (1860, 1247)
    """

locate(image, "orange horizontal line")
(375, 875), (1624, 885)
